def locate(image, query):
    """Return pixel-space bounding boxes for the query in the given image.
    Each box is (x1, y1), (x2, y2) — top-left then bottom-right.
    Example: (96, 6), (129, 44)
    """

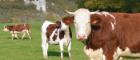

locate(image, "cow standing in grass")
(3, 23), (31, 40)
(41, 17), (73, 60)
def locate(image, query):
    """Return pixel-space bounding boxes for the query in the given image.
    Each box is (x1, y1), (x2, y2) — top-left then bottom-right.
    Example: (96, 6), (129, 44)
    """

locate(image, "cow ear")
(90, 15), (101, 30)
(90, 14), (101, 25)
(62, 16), (74, 25)
(56, 21), (61, 28)
(91, 20), (98, 25)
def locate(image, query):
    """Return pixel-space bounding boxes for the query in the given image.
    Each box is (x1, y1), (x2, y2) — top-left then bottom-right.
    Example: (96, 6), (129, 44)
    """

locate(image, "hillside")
(0, 0), (78, 22)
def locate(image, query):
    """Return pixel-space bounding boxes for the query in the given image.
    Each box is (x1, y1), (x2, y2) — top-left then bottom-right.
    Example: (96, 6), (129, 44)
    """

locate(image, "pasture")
(0, 21), (87, 60)
(0, 21), (138, 60)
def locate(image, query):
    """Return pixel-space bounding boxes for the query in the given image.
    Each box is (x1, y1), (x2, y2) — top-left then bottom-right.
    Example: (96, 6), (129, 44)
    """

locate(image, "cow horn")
(65, 10), (75, 15)
(90, 10), (102, 15)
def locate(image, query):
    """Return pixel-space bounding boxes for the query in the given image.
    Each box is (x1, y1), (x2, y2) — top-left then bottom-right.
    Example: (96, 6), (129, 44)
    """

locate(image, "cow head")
(66, 8), (101, 40)
(3, 25), (9, 32)
(55, 17), (73, 31)
(58, 16), (74, 30)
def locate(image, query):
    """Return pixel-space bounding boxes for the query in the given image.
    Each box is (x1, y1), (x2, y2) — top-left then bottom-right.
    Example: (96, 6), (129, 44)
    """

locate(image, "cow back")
(112, 13), (140, 52)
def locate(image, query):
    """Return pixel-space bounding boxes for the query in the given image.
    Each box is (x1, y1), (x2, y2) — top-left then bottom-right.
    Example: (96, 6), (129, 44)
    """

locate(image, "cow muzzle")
(77, 34), (87, 40)
(3, 28), (9, 32)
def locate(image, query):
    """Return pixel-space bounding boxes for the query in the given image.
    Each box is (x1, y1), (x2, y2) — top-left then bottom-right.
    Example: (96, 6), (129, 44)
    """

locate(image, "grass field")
(0, 21), (139, 60)
(0, 21), (88, 60)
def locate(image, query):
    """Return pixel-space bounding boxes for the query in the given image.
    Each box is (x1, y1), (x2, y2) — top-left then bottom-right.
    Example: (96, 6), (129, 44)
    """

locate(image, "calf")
(3, 23), (31, 40)
(41, 17), (73, 60)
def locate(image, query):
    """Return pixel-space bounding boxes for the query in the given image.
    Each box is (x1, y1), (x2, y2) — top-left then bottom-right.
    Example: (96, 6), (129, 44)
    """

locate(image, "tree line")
(77, 0), (140, 13)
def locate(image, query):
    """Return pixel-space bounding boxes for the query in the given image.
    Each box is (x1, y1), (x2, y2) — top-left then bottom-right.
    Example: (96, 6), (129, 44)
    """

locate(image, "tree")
(78, 0), (140, 12)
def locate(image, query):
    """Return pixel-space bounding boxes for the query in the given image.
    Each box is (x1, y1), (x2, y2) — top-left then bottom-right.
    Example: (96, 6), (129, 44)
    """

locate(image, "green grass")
(0, 21), (88, 60)
(0, 21), (139, 60)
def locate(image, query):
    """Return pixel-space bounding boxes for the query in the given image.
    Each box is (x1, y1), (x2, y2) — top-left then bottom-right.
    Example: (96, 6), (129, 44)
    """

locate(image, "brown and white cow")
(66, 8), (140, 60)
(3, 23), (31, 40)
(41, 16), (73, 60)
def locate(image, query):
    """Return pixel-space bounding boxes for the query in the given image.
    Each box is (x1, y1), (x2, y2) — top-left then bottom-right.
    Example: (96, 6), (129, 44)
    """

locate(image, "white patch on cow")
(101, 11), (115, 20)
(84, 46), (104, 60)
(110, 22), (115, 30)
(61, 21), (68, 30)
(49, 29), (58, 42)
(114, 47), (140, 60)
(113, 47), (122, 60)
(3, 28), (9, 32)
(48, 29), (60, 44)
(67, 8), (92, 40)
(101, 11), (116, 31)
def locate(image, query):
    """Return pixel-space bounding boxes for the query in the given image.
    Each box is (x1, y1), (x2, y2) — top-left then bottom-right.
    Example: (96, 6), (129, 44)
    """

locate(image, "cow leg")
(59, 41), (64, 60)
(22, 32), (26, 39)
(13, 31), (19, 39)
(42, 42), (49, 59)
(14, 33), (19, 39)
(68, 41), (71, 60)
(11, 33), (15, 40)
(41, 32), (48, 59)
(113, 47), (123, 60)
(26, 30), (31, 39)
(25, 30), (31, 39)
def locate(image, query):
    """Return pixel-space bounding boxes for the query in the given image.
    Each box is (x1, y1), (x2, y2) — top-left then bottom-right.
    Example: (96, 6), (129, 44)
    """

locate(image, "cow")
(41, 16), (73, 60)
(65, 8), (140, 60)
(3, 23), (31, 40)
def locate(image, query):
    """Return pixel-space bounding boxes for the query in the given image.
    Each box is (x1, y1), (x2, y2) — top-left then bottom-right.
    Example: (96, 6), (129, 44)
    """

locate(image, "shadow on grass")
(6, 37), (31, 40)
(123, 56), (140, 60)
(48, 51), (69, 57)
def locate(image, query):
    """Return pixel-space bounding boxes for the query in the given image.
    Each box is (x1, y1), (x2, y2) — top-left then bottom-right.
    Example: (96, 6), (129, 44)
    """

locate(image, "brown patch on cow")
(4, 23), (30, 31)
(46, 24), (58, 41)
(59, 30), (65, 39)
(55, 21), (61, 28)
(52, 33), (57, 41)
(62, 16), (74, 25)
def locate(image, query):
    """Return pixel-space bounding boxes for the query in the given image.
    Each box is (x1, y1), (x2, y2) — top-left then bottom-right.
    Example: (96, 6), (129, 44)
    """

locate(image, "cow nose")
(78, 34), (86, 40)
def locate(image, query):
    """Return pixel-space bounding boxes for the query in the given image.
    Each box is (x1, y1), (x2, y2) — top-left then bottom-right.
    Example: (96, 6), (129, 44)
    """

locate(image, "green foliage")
(78, 0), (140, 12)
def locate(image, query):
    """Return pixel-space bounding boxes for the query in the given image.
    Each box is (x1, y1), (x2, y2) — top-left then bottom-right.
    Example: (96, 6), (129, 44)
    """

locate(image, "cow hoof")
(43, 56), (48, 60)
(68, 57), (72, 60)
(44, 57), (48, 60)
(60, 58), (64, 60)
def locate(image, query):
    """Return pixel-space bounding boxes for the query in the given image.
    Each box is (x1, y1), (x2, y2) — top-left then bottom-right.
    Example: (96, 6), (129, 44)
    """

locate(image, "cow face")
(66, 8), (100, 40)
(3, 26), (9, 32)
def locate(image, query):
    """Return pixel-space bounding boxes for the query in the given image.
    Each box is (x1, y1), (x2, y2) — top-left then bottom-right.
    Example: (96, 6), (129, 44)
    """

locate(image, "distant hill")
(0, 0), (78, 22)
